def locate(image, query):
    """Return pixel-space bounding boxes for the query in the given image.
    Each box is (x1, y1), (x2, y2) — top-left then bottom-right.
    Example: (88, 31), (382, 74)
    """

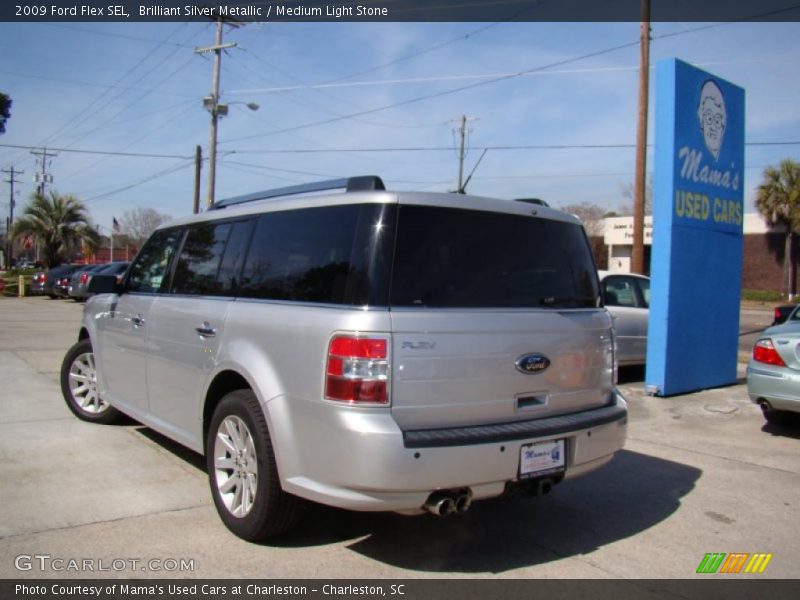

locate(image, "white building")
(603, 213), (776, 273)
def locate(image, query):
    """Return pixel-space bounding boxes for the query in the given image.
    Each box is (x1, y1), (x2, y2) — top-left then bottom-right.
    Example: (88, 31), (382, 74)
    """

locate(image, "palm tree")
(756, 159), (800, 299)
(12, 191), (100, 267)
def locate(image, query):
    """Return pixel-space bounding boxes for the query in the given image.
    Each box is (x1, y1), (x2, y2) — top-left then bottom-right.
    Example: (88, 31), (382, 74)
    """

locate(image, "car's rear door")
(145, 219), (253, 449)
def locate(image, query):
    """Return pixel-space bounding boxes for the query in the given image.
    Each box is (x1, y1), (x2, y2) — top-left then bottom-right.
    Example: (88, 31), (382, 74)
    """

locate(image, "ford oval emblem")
(516, 353), (550, 374)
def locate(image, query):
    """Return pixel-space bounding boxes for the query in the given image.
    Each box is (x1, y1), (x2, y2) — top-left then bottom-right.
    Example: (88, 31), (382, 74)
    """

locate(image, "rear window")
(390, 205), (600, 309)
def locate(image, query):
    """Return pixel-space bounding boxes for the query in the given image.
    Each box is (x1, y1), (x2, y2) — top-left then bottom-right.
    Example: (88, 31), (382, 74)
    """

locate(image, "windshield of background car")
(389, 205), (600, 309)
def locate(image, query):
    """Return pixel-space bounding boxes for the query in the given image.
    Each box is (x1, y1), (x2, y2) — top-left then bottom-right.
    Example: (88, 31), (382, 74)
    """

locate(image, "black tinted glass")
(172, 222), (232, 295)
(390, 205), (600, 308)
(239, 204), (395, 305)
(127, 228), (183, 294)
(217, 220), (253, 293)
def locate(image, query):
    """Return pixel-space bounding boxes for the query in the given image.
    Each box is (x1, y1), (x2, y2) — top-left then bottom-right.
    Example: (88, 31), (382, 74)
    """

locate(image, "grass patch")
(741, 289), (786, 303)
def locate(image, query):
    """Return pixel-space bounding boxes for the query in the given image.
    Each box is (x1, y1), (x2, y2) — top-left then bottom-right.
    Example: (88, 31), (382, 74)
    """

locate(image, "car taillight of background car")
(752, 338), (786, 367)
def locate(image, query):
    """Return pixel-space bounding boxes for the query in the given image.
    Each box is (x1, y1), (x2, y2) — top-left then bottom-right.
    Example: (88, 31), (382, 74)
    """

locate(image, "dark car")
(772, 304), (799, 326)
(30, 271), (47, 295)
(68, 264), (110, 302)
(43, 264), (81, 299)
(73, 262), (129, 301)
(96, 261), (130, 282)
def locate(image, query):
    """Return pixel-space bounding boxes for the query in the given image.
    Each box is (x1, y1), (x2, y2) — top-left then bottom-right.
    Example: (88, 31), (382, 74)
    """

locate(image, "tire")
(207, 389), (303, 541)
(60, 338), (121, 424)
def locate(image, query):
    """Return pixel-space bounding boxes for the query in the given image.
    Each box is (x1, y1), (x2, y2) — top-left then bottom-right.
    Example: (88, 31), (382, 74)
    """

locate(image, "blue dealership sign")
(645, 59), (745, 396)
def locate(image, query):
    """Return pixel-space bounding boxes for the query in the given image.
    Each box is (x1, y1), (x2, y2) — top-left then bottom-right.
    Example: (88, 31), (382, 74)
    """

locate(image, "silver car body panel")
(82, 189), (627, 512)
(746, 322), (800, 414)
(599, 271), (649, 366)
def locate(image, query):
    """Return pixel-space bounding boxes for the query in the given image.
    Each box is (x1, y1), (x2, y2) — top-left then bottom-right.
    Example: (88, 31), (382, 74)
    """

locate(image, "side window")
(603, 277), (638, 308)
(127, 228), (183, 294)
(636, 277), (650, 308)
(239, 205), (362, 304)
(217, 220), (253, 294)
(171, 222), (232, 296)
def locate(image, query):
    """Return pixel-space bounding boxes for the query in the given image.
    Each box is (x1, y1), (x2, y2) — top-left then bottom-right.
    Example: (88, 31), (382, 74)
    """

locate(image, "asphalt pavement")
(0, 297), (797, 579)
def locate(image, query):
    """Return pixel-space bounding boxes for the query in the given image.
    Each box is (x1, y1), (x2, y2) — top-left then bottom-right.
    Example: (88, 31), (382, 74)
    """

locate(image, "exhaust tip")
(455, 492), (473, 514)
(440, 497), (456, 516)
(423, 490), (472, 516)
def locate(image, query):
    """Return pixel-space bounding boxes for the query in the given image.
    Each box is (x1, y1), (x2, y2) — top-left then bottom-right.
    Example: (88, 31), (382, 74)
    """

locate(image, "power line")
(83, 159), (195, 202)
(234, 48), (445, 130)
(48, 24), (197, 47)
(221, 12), (791, 145)
(225, 141), (800, 153)
(0, 143), (193, 159)
(3, 140), (796, 161)
(319, 1), (550, 84)
(42, 23), (193, 149)
(221, 38), (642, 144)
(225, 54), (800, 96)
(58, 102), (198, 183)
(0, 69), (195, 98)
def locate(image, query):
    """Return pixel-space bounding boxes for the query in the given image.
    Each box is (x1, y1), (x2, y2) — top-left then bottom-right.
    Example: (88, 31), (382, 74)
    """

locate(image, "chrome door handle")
(196, 322), (217, 338)
(132, 314), (145, 327)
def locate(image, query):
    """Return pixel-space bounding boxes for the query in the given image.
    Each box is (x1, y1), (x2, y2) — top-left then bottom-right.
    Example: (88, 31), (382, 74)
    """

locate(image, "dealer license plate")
(519, 439), (566, 479)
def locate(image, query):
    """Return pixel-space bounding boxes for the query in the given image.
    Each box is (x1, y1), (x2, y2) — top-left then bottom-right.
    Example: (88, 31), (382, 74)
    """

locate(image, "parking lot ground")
(0, 297), (798, 579)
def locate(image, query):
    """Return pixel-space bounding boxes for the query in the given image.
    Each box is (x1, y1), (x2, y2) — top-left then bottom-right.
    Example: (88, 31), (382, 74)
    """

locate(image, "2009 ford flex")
(61, 176), (627, 541)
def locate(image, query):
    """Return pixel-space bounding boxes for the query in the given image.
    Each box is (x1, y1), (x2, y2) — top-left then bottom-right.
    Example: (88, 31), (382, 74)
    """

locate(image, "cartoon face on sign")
(697, 80), (727, 161)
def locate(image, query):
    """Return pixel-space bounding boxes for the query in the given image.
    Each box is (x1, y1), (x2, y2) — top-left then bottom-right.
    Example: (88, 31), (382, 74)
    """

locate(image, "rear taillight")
(774, 307), (782, 322)
(753, 339), (787, 367)
(79, 273), (89, 285)
(325, 335), (389, 404)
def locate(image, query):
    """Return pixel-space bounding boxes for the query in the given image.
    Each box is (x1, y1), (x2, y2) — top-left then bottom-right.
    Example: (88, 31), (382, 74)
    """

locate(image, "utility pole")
(30, 147), (57, 196)
(631, 0), (650, 275)
(196, 19), (237, 208)
(2, 166), (23, 267)
(193, 145), (202, 214)
(453, 115), (478, 193)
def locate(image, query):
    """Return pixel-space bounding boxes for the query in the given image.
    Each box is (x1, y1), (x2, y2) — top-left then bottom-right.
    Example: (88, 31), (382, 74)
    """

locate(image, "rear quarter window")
(237, 203), (395, 306)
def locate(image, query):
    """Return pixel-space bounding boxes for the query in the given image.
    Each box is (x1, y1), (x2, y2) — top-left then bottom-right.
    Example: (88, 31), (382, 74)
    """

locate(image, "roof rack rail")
(210, 175), (386, 210)
(514, 198), (550, 207)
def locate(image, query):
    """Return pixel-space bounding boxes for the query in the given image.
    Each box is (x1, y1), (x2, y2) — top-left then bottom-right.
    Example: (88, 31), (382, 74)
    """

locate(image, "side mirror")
(88, 274), (123, 295)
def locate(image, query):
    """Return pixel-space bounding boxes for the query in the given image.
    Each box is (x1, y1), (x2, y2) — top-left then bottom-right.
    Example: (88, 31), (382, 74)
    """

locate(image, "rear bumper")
(267, 390), (628, 512)
(746, 363), (800, 413)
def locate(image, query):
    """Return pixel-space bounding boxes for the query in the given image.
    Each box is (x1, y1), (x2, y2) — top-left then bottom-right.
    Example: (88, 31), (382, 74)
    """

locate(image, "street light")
(203, 96), (259, 207)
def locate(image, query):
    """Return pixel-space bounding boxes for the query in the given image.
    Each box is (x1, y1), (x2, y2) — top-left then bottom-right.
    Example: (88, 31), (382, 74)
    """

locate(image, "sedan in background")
(42, 264), (81, 299)
(68, 264), (109, 302)
(747, 315), (800, 425)
(771, 304), (799, 326)
(599, 271), (650, 366)
(95, 261), (130, 283)
(29, 271), (47, 295)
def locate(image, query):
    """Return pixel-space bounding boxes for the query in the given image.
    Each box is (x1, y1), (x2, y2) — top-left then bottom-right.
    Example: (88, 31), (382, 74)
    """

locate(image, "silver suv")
(61, 176), (627, 541)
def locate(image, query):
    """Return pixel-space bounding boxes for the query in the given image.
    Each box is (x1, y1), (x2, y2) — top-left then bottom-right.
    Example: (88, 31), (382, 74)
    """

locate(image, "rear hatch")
(388, 203), (614, 430)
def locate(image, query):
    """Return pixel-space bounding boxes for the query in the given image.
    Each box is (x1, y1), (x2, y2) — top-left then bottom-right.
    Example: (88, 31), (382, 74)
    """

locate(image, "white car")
(599, 271), (650, 366)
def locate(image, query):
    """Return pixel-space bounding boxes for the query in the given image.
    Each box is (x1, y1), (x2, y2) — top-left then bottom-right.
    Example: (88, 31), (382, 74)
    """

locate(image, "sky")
(1, 17), (799, 234)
